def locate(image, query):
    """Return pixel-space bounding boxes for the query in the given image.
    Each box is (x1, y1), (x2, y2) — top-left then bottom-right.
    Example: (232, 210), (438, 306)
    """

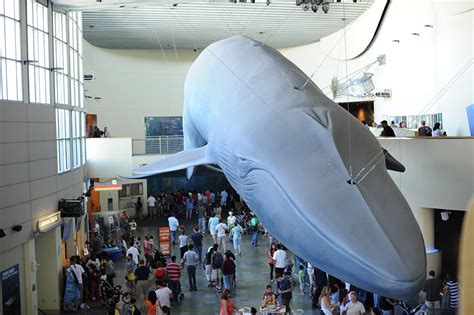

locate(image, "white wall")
(280, 0), (474, 136)
(83, 42), (198, 139)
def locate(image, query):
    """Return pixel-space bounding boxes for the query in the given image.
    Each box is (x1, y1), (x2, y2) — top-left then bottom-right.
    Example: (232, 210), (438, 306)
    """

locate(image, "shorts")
(233, 237), (241, 249)
(299, 282), (305, 290)
(211, 269), (219, 281)
(210, 229), (216, 236)
(136, 280), (148, 296)
(205, 265), (212, 281)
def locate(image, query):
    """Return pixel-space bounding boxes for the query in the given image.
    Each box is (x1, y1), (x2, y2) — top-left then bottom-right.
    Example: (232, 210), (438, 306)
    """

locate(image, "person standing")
(321, 286), (340, 315)
(145, 291), (158, 315)
(272, 244), (287, 276)
(446, 275), (459, 309)
(70, 256), (85, 308)
(215, 220), (228, 252)
(126, 254), (137, 295)
(418, 120), (433, 137)
(197, 203), (206, 233)
(220, 289), (238, 315)
(340, 291), (366, 315)
(423, 270), (441, 308)
(227, 211), (236, 230)
(276, 273), (293, 314)
(104, 127), (111, 138)
(93, 126), (103, 138)
(135, 259), (151, 307)
(209, 215), (220, 244)
(220, 189), (228, 208)
(166, 255), (182, 303)
(230, 224), (243, 256)
(312, 267), (328, 308)
(155, 280), (173, 315)
(185, 197), (194, 220)
(268, 243), (277, 282)
(222, 253), (236, 291)
(126, 243), (140, 265)
(432, 122), (446, 136)
(178, 228), (189, 259)
(191, 227), (204, 264)
(168, 213), (180, 246)
(147, 194), (157, 218)
(182, 245), (199, 291)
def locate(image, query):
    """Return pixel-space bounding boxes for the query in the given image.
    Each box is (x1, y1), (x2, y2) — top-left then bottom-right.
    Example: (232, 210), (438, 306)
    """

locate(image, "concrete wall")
(83, 42), (197, 138)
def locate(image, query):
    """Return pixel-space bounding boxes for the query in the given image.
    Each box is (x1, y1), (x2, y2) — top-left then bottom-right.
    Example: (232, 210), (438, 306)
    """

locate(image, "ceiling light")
(302, 3), (310, 11)
(0, 229), (5, 238)
(392, 39), (400, 43)
(296, 0), (304, 6)
(119, 5), (125, 8)
(322, 3), (329, 13)
(12, 225), (22, 232)
(441, 211), (451, 221)
(311, 4), (318, 12)
(266, 0), (271, 5)
(424, 24), (433, 28)
(411, 32), (420, 36)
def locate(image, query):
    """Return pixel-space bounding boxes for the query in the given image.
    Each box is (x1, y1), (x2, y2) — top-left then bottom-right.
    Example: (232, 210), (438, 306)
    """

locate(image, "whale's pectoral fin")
(383, 148), (405, 172)
(127, 145), (215, 179)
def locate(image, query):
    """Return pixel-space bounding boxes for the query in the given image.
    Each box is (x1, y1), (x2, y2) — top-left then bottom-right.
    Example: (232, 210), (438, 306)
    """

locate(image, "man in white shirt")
(341, 291), (366, 315)
(69, 256), (85, 307)
(215, 220), (228, 252)
(155, 280), (173, 314)
(168, 214), (180, 245)
(147, 195), (157, 218)
(126, 244), (140, 265)
(220, 189), (228, 207)
(272, 244), (287, 275)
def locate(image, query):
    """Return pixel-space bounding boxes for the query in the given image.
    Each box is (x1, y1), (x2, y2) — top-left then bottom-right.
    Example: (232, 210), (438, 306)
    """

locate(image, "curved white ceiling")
(56, 0), (374, 49)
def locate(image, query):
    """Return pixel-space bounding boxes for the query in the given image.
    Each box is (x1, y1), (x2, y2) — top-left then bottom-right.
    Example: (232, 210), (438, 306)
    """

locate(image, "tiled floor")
(47, 216), (320, 314)
(124, 218), (319, 314)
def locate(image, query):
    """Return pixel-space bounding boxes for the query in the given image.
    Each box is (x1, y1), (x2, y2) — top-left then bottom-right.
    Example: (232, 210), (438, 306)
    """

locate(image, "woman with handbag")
(268, 243), (277, 282)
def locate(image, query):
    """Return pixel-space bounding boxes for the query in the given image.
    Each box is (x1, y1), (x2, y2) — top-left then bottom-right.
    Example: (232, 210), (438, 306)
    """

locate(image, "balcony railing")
(132, 136), (184, 155)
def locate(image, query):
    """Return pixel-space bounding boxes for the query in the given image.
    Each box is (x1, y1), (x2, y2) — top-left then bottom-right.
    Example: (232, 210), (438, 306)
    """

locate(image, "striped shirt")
(166, 262), (182, 282)
(447, 281), (459, 308)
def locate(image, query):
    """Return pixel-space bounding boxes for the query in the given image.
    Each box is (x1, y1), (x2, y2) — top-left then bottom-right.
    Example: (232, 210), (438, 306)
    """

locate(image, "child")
(262, 285), (276, 308)
(298, 265), (306, 295)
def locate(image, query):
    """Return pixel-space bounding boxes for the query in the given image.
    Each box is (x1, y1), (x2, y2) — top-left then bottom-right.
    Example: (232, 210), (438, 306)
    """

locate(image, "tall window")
(53, 11), (68, 104)
(68, 11), (83, 107)
(27, 0), (50, 104)
(72, 111), (85, 168)
(56, 108), (71, 173)
(0, 0), (22, 101)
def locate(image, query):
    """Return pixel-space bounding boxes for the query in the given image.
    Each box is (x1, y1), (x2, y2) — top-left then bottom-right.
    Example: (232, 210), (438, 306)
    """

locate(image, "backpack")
(205, 250), (213, 265)
(213, 252), (223, 269)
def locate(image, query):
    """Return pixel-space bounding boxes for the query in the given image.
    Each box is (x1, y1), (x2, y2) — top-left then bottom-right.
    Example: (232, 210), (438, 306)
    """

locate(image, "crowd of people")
(64, 186), (461, 315)
(377, 119), (447, 137)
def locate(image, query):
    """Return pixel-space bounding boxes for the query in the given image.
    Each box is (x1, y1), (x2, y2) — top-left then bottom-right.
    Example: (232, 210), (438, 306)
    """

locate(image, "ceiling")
(56, 0), (374, 49)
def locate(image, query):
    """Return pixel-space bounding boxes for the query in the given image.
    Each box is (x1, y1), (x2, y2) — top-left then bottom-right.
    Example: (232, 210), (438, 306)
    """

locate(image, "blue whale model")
(130, 36), (426, 299)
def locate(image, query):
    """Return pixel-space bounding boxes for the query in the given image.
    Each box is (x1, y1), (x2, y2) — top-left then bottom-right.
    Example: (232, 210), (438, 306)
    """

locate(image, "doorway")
(86, 114), (97, 138)
(338, 101), (374, 125)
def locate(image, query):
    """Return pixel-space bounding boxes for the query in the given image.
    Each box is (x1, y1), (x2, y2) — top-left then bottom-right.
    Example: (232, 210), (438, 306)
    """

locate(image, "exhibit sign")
(158, 227), (171, 256)
(1, 264), (21, 315)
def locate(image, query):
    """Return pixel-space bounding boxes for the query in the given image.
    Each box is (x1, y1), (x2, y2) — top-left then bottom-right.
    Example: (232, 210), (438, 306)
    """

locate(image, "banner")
(158, 227), (171, 256)
(1, 264), (21, 315)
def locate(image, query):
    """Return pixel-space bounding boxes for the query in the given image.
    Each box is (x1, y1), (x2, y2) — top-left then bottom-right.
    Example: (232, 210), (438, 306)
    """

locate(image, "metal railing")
(132, 135), (184, 155)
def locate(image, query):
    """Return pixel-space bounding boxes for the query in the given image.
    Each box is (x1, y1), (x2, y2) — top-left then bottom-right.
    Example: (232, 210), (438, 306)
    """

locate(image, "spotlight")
(424, 24), (433, 28)
(12, 225), (22, 232)
(411, 32), (420, 36)
(311, 4), (318, 12)
(266, 0), (270, 5)
(322, 3), (329, 13)
(0, 229), (5, 238)
(296, 0), (304, 6)
(302, 3), (310, 11)
(392, 39), (400, 43)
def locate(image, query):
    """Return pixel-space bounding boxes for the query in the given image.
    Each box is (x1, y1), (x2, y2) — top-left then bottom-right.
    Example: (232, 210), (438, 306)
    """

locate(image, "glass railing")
(132, 136), (184, 155)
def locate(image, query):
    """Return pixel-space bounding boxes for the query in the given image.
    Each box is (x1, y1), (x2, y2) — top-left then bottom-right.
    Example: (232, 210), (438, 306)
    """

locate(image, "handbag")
(268, 258), (275, 264)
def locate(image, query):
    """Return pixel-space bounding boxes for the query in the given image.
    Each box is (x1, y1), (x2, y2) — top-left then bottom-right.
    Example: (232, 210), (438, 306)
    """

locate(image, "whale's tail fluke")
(383, 148), (406, 172)
(123, 145), (216, 179)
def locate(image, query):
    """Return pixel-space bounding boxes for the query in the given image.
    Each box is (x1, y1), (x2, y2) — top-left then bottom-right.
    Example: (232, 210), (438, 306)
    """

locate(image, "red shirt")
(166, 262), (182, 282)
(146, 300), (157, 315)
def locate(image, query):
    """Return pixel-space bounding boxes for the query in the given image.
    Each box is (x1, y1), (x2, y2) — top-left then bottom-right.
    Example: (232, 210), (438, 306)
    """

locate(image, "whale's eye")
(238, 156), (247, 161)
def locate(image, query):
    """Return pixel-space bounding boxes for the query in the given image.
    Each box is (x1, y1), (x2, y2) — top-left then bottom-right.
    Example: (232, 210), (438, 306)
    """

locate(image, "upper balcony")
(86, 136), (474, 211)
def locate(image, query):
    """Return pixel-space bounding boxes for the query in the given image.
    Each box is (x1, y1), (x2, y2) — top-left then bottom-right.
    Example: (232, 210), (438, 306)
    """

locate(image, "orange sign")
(94, 184), (122, 191)
(159, 227), (171, 256)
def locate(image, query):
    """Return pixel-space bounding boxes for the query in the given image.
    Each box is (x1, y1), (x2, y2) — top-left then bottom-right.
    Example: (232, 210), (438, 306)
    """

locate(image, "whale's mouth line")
(239, 166), (421, 286)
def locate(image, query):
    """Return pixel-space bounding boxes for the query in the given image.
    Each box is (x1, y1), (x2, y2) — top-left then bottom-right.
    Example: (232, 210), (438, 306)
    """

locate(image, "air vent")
(84, 73), (95, 81)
